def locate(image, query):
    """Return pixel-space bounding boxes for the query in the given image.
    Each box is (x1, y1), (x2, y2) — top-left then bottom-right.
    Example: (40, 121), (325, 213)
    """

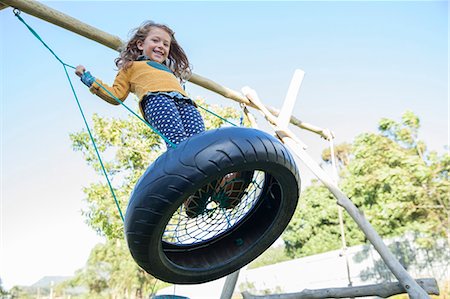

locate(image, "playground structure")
(2, 0), (441, 298)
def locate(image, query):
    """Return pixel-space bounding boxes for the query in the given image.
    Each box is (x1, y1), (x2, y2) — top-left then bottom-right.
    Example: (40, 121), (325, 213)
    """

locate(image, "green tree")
(321, 142), (352, 168)
(9, 286), (32, 299)
(67, 239), (159, 298)
(284, 111), (449, 257)
(0, 278), (8, 297)
(283, 181), (365, 257)
(69, 99), (242, 297)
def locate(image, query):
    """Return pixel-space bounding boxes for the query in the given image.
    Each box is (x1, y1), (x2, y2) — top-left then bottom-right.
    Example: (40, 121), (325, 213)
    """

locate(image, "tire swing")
(124, 126), (301, 284)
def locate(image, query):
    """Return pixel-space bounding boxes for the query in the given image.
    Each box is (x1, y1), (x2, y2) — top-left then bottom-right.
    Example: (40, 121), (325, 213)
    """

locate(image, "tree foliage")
(68, 99), (242, 297)
(65, 239), (161, 299)
(284, 111), (449, 258)
(8, 286), (32, 299)
(0, 278), (8, 296)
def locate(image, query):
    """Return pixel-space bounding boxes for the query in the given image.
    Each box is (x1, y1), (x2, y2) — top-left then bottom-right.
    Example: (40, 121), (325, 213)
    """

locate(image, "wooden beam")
(0, 3), (9, 10)
(241, 278), (439, 299)
(3, 0), (332, 139)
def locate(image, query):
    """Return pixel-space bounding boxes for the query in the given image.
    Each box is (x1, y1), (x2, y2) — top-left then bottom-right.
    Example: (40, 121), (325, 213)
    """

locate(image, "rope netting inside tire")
(163, 170), (267, 245)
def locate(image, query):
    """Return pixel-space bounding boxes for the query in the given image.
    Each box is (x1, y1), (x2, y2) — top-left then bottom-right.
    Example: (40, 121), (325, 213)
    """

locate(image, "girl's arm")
(75, 65), (131, 105)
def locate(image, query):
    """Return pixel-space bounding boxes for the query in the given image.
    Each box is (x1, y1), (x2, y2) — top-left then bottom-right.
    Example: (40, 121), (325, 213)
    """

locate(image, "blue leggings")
(142, 94), (205, 147)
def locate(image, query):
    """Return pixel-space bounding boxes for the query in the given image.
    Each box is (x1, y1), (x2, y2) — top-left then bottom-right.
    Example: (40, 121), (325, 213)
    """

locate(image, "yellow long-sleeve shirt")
(89, 60), (188, 116)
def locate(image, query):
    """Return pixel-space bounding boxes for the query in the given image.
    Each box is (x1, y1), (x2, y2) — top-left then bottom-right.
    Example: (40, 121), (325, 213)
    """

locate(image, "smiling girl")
(75, 20), (205, 147)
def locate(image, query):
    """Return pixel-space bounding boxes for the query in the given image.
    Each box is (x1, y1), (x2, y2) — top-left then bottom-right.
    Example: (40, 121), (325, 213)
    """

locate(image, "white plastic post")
(278, 69), (305, 129)
(241, 86), (307, 149)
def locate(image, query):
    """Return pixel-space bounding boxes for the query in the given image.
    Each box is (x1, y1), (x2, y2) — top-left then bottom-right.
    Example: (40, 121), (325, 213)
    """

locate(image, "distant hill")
(31, 276), (72, 288)
(29, 276), (86, 296)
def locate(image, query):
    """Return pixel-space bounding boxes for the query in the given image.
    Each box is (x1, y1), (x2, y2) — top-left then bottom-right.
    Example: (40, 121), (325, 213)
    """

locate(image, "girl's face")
(137, 27), (171, 63)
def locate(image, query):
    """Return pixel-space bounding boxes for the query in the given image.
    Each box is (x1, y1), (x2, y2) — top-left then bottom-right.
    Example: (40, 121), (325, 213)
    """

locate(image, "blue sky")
(1, 1), (448, 290)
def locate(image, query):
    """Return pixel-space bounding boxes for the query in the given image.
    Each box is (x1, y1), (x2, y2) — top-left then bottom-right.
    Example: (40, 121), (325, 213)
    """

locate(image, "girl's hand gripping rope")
(75, 65), (95, 87)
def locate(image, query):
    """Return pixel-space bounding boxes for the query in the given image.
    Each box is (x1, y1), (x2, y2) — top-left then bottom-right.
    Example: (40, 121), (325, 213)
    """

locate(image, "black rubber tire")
(124, 127), (300, 284)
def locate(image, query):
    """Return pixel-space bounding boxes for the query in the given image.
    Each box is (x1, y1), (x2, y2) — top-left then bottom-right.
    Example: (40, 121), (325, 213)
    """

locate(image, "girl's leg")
(142, 94), (188, 146)
(174, 99), (206, 137)
(144, 96), (207, 217)
(176, 100), (253, 211)
(172, 100), (210, 217)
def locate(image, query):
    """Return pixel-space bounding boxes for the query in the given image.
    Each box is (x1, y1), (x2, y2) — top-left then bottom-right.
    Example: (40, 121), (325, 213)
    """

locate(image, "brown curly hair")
(115, 20), (191, 80)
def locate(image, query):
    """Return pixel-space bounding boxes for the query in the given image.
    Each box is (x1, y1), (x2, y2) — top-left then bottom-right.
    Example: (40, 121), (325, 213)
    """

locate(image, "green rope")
(149, 278), (159, 297)
(63, 65), (125, 222)
(197, 104), (238, 127)
(13, 10), (125, 222)
(13, 10), (74, 69)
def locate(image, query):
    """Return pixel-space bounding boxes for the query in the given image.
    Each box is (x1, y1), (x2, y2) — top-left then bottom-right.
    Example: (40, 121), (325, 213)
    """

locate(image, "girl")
(75, 20), (204, 147)
(76, 20), (251, 217)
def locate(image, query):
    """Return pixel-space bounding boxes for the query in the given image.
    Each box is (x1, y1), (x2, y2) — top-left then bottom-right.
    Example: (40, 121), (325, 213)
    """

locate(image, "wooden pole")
(241, 278), (439, 299)
(220, 271), (241, 299)
(2, 0), (332, 140)
(329, 138), (353, 288)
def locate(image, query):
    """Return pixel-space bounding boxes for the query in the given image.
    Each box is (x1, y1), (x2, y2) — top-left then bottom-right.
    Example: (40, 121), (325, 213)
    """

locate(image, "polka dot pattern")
(143, 94), (205, 147)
